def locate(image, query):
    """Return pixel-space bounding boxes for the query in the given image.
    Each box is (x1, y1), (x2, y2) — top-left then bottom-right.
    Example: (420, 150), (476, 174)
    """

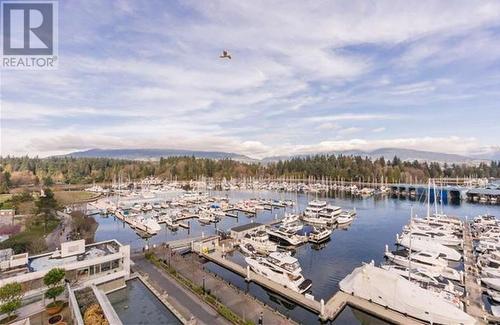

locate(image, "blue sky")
(1, 0), (500, 158)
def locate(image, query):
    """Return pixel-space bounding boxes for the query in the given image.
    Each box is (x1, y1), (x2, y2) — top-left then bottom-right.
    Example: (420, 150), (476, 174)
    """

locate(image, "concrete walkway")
(46, 211), (72, 251)
(156, 248), (295, 325)
(133, 255), (230, 325)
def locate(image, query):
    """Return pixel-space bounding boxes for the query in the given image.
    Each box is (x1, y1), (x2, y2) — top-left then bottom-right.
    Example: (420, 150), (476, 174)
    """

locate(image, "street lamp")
(203, 276), (206, 294)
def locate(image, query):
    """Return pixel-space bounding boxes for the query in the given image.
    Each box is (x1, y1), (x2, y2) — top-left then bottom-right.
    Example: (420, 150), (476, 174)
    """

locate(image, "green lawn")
(0, 194), (12, 204)
(54, 191), (99, 206)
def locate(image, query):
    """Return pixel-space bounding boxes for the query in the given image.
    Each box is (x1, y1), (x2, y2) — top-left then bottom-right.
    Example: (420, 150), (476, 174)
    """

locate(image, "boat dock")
(463, 223), (500, 324)
(224, 208), (257, 216)
(199, 247), (426, 323)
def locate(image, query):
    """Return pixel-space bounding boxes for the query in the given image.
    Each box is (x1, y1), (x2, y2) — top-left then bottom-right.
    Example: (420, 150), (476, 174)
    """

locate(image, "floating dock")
(200, 247), (426, 323)
(463, 223), (500, 324)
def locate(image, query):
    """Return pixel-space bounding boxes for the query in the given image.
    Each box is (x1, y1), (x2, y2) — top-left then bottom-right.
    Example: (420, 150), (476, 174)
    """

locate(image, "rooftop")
(29, 241), (120, 272)
(231, 222), (263, 232)
(468, 188), (500, 196)
(1, 240), (123, 278)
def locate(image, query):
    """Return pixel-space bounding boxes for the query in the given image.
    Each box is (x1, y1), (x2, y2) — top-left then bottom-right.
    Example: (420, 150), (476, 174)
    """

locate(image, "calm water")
(94, 190), (500, 324)
(107, 278), (182, 325)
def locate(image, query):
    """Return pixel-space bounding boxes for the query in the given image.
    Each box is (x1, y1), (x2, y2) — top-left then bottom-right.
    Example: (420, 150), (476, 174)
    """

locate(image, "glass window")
(111, 259), (120, 269)
(101, 262), (111, 272)
(77, 267), (89, 279)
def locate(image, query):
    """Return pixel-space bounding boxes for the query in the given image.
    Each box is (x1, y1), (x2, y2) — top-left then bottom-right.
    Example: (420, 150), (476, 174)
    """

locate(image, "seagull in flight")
(219, 50), (232, 59)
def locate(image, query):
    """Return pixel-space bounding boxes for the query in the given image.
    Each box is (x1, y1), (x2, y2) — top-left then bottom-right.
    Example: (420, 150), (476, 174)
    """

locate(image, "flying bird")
(219, 50), (232, 59)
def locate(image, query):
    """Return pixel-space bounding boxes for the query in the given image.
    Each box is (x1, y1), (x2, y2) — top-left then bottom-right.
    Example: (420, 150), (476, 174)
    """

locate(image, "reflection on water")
(94, 190), (500, 324)
(333, 306), (393, 325)
(107, 278), (181, 325)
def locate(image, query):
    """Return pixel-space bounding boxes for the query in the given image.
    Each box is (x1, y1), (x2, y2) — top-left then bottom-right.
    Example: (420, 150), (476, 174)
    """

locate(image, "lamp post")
(203, 276), (206, 294)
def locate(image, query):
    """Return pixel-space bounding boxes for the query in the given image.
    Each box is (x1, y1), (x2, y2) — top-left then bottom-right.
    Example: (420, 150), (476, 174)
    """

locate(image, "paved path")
(159, 248), (295, 324)
(46, 211), (72, 251)
(133, 255), (230, 325)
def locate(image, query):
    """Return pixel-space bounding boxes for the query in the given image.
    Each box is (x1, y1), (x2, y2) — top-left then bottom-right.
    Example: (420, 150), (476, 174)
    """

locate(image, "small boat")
(308, 227), (332, 243)
(487, 289), (500, 303)
(337, 212), (354, 224)
(482, 278), (500, 291)
(267, 227), (307, 246)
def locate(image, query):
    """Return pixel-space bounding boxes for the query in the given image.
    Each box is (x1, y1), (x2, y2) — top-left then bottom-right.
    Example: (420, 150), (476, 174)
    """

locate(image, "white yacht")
(381, 265), (464, 298)
(245, 252), (312, 294)
(423, 214), (463, 227)
(482, 278), (500, 291)
(384, 246), (461, 282)
(198, 209), (218, 223)
(487, 289), (500, 303)
(336, 211), (354, 224)
(241, 230), (277, 254)
(339, 263), (476, 325)
(473, 214), (497, 227)
(303, 200), (327, 218)
(267, 227), (307, 246)
(318, 205), (342, 223)
(281, 213), (303, 233)
(402, 230), (462, 247)
(396, 233), (461, 261)
(308, 227), (332, 243)
(133, 216), (161, 235)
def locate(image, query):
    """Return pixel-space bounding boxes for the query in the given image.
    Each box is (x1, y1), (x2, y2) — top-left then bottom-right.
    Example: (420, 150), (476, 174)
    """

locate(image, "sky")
(1, 0), (500, 159)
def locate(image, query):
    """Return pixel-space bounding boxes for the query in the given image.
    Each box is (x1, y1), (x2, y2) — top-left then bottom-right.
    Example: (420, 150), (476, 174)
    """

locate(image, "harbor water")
(93, 190), (500, 324)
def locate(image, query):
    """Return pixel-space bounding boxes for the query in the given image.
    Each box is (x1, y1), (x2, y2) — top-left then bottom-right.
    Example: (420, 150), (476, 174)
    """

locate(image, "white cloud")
(1, 1), (500, 158)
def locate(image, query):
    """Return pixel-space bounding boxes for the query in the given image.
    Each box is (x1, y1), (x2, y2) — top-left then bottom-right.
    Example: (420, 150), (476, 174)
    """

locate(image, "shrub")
(0, 282), (23, 319)
(43, 268), (65, 304)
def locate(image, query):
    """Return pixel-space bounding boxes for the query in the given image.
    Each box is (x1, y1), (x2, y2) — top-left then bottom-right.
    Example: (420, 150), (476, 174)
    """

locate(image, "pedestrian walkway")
(133, 255), (230, 325)
(139, 248), (295, 324)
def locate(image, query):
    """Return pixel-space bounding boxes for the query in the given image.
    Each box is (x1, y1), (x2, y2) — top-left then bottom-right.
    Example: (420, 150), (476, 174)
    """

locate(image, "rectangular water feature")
(107, 278), (182, 325)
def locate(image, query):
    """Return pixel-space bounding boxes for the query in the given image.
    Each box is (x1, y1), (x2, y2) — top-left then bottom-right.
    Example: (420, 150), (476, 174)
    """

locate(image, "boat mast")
(433, 179), (439, 216)
(427, 179), (431, 218)
(408, 206), (413, 281)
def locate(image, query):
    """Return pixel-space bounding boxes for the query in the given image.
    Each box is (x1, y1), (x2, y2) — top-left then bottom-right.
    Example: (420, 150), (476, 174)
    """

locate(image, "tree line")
(0, 155), (499, 191)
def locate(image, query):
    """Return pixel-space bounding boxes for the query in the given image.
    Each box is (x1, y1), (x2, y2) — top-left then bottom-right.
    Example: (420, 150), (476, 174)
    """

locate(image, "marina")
(85, 185), (500, 324)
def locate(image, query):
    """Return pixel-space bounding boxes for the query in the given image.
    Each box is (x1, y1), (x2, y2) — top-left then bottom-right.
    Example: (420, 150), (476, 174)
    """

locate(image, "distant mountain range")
(263, 148), (485, 164)
(64, 148), (256, 162)
(64, 147), (495, 164)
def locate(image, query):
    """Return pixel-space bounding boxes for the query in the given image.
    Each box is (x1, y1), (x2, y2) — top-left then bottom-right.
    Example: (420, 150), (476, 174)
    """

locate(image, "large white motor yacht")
(339, 263), (476, 325)
(245, 252), (312, 294)
(384, 246), (461, 282)
(396, 233), (461, 261)
(267, 227), (308, 246)
(241, 230), (278, 254)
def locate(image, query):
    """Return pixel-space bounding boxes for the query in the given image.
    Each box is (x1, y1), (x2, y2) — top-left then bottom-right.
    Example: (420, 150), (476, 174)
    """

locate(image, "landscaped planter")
(46, 301), (64, 315)
(48, 314), (63, 324)
(0, 315), (18, 324)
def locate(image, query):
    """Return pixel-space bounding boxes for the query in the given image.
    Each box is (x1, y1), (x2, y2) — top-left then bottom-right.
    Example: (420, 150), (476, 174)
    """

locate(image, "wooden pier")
(200, 248), (426, 323)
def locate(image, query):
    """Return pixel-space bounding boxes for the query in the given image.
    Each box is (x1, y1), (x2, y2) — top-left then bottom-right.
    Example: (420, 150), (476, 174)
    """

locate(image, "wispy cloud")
(1, 0), (500, 158)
